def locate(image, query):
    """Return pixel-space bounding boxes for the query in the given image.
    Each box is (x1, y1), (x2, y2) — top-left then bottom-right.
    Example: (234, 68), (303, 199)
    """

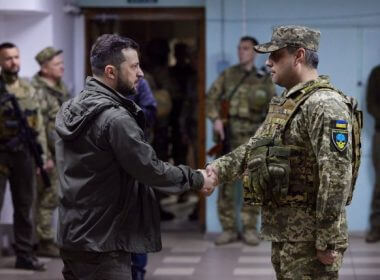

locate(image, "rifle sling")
(224, 70), (251, 101)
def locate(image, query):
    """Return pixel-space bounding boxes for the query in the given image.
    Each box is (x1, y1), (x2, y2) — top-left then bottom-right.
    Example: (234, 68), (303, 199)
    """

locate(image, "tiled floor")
(1, 232), (380, 280)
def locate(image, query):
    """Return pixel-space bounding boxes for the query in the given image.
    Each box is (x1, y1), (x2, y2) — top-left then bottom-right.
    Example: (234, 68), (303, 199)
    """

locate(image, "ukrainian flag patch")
(331, 120), (348, 152)
(334, 120), (348, 129)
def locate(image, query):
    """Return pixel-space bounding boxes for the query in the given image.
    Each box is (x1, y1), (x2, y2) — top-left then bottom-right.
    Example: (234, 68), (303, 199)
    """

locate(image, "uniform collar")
(238, 64), (257, 74)
(284, 75), (330, 98)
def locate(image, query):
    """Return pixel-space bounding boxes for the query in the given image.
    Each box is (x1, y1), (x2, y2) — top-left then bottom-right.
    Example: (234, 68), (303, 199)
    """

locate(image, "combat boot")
(36, 239), (60, 258)
(15, 255), (46, 271)
(214, 230), (238, 246)
(365, 228), (380, 243)
(242, 230), (260, 246)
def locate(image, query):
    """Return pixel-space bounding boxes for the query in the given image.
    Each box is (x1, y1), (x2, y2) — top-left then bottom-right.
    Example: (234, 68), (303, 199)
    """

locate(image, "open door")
(84, 7), (206, 230)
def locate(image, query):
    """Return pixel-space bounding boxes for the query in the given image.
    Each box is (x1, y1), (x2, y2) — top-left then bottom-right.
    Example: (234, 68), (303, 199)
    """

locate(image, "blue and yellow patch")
(331, 120), (349, 152)
(334, 120), (348, 129)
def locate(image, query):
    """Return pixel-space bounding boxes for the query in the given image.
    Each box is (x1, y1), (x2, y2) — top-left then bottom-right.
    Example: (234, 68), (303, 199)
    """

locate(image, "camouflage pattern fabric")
(0, 76), (47, 256)
(36, 168), (59, 241)
(0, 77), (48, 157)
(367, 65), (380, 230)
(31, 73), (70, 241)
(207, 65), (275, 147)
(207, 65), (275, 231)
(35, 47), (62, 66)
(255, 25), (320, 53)
(217, 180), (259, 232)
(213, 76), (354, 252)
(272, 241), (345, 279)
(31, 74), (69, 160)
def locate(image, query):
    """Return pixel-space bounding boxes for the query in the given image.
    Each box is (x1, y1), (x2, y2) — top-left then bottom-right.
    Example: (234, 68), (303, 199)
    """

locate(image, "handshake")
(198, 165), (220, 196)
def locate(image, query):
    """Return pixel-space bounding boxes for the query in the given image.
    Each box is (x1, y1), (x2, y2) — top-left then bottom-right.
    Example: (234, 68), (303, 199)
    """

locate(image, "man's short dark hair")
(0, 42), (17, 52)
(286, 46), (319, 69)
(90, 34), (139, 76)
(240, 36), (258, 46)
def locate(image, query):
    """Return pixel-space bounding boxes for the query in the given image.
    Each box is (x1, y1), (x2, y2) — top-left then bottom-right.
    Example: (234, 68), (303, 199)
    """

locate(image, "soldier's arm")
(305, 91), (353, 251)
(33, 89), (50, 163)
(206, 72), (225, 121)
(211, 136), (258, 183)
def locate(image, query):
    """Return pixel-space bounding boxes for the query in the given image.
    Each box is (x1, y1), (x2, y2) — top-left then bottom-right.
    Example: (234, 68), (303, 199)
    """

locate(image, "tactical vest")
(0, 81), (39, 151)
(243, 81), (362, 207)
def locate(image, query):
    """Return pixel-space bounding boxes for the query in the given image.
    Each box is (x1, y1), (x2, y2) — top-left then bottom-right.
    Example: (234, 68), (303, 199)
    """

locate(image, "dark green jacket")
(55, 77), (203, 253)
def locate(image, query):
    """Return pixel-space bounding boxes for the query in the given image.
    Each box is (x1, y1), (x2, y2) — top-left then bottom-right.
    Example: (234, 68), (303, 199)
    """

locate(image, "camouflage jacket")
(206, 64), (275, 148)
(366, 65), (380, 123)
(31, 73), (70, 160)
(213, 76), (354, 250)
(0, 76), (48, 161)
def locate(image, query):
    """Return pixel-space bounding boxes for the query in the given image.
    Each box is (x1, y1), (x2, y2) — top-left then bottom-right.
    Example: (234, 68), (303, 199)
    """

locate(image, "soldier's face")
(41, 54), (64, 81)
(266, 48), (296, 89)
(0, 47), (20, 74)
(238, 40), (256, 65)
(115, 48), (144, 95)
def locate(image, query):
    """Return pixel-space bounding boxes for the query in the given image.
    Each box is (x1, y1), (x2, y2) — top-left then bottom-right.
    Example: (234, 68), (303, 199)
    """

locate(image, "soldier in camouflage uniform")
(31, 47), (70, 257)
(206, 26), (362, 279)
(0, 42), (47, 270)
(366, 65), (380, 243)
(206, 36), (275, 245)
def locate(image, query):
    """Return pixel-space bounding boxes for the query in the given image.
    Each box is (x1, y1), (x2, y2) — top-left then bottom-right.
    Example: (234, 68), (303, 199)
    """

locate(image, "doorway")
(83, 7), (206, 230)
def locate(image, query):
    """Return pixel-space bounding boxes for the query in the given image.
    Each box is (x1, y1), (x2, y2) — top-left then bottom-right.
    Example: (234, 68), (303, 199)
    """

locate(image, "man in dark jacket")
(55, 34), (214, 280)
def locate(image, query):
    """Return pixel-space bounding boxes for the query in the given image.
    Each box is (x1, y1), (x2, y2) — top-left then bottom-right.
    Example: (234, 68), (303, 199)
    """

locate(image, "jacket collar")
(284, 75), (330, 98)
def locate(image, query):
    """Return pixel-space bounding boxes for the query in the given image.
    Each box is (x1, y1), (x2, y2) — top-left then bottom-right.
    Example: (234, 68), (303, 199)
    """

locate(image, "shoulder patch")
(331, 120), (348, 152)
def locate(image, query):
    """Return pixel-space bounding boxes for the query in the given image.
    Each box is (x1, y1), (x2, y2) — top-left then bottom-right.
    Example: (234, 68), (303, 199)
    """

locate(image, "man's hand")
(317, 249), (338, 265)
(206, 164), (219, 185)
(213, 119), (225, 141)
(199, 169), (217, 196)
(43, 159), (55, 173)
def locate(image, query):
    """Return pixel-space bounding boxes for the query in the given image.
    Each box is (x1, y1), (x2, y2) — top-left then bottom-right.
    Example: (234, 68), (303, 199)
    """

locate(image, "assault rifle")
(0, 80), (51, 188)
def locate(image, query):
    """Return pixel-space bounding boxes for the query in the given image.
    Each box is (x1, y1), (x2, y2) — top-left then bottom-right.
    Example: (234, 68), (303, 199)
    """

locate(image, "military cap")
(35, 47), (63, 65)
(254, 25), (320, 53)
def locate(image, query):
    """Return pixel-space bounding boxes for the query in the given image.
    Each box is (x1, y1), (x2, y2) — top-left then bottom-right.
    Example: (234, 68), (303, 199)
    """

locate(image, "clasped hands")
(198, 164), (219, 196)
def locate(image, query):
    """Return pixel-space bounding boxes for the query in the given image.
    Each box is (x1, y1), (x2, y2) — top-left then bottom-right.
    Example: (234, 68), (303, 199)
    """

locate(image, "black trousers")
(61, 249), (132, 280)
(0, 151), (36, 258)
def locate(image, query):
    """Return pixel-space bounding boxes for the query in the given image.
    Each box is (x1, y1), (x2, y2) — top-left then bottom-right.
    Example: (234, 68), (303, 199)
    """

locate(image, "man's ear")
(294, 48), (306, 66)
(40, 64), (49, 76)
(104, 65), (117, 80)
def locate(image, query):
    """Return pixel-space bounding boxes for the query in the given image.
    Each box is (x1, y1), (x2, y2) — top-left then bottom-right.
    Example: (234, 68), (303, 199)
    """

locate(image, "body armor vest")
(0, 84), (39, 151)
(243, 81), (362, 207)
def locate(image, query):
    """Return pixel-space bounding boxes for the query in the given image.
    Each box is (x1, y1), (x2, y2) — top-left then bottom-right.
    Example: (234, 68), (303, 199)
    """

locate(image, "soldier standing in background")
(0, 42), (47, 270)
(206, 25), (362, 279)
(31, 46), (70, 257)
(206, 36), (275, 246)
(169, 43), (195, 165)
(366, 65), (380, 243)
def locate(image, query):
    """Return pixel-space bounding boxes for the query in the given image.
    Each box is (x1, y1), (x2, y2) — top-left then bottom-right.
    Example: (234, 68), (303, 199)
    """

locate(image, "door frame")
(83, 7), (207, 229)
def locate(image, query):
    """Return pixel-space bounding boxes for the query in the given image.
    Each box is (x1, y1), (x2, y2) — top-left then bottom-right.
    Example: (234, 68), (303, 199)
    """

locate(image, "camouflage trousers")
(36, 167), (59, 241)
(217, 179), (260, 232)
(369, 130), (380, 230)
(271, 241), (345, 280)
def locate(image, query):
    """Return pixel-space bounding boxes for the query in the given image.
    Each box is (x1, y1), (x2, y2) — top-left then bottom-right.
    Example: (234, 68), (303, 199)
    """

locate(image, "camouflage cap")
(35, 47), (63, 65)
(254, 25), (321, 53)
